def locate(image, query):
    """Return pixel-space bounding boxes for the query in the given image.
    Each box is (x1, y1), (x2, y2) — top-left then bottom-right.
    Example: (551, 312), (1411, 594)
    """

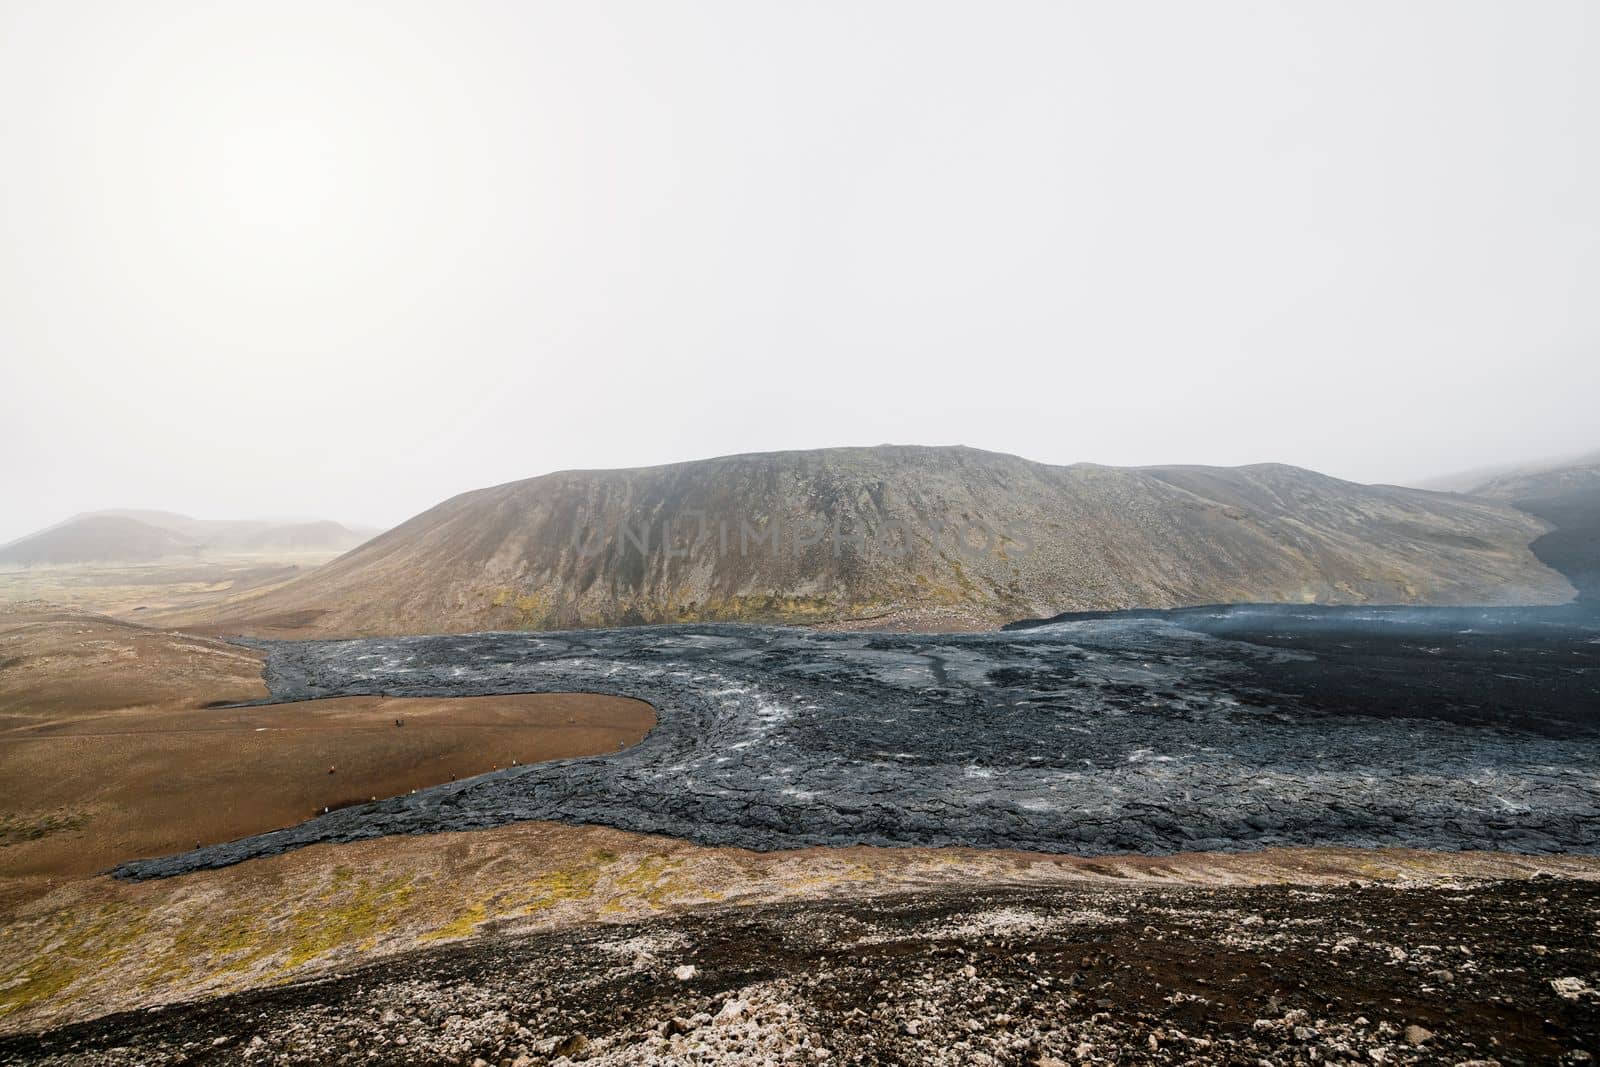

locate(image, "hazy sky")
(2, 1), (1596, 542)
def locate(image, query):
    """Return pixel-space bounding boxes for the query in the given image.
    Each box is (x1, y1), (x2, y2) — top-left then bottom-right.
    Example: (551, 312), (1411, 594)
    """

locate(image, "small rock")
(553, 1034), (588, 1058)
(673, 964), (697, 981)
(1552, 977), (1596, 1001)
(1404, 1025), (1433, 1046)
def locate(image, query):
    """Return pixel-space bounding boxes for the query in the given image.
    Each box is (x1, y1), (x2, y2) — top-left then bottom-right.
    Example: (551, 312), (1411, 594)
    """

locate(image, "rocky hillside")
(168, 446), (1571, 637)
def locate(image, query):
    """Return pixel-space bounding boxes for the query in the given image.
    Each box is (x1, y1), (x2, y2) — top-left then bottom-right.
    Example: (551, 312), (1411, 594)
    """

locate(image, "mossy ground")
(0, 811), (88, 848)
(5, 827), (1594, 1037)
(0, 903), (148, 1019)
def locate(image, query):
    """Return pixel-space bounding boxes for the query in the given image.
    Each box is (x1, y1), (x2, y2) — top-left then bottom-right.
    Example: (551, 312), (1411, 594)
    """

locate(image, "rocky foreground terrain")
(4, 876), (1596, 1066)
(166, 446), (1571, 636)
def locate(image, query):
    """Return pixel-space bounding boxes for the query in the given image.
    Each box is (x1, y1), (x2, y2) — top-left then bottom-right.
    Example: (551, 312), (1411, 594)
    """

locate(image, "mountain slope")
(171, 446), (1572, 637)
(1455, 457), (1600, 603)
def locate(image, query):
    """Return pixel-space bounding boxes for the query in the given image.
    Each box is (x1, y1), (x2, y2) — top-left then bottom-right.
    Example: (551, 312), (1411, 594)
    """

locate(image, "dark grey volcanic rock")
(116, 606), (1600, 880)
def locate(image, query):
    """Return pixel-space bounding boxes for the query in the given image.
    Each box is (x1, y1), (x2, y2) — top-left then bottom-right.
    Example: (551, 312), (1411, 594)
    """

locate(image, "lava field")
(116, 605), (1600, 880)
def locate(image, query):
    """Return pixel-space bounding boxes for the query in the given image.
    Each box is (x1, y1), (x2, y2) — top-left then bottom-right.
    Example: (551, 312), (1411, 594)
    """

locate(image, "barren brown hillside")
(165, 446), (1573, 637)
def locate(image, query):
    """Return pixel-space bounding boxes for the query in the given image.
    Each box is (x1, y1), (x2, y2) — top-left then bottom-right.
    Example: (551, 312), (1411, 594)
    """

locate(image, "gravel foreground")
(5, 876), (1596, 1066)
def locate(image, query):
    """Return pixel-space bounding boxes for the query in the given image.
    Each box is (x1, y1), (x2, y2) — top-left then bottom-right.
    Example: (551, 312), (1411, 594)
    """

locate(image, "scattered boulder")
(1404, 1025), (1433, 1046)
(552, 1034), (587, 1058)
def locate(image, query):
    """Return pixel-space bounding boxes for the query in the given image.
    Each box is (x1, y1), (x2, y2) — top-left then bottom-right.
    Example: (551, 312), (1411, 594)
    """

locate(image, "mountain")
(1448, 458), (1600, 503)
(0, 516), (199, 566)
(0, 511), (377, 566)
(167, 445), (1574, 637)
(1444, 456), (1600, 603)
(79, 510), (382, 553)
(1416, 449), (1600, 495)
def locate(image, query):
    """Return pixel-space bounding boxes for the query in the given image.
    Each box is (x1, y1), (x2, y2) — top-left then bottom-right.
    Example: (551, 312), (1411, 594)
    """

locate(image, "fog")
(2, 1), (1596, 543)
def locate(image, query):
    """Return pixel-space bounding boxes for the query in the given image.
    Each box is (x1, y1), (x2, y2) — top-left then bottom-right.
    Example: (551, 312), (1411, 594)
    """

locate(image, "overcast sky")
(1, 1), (1596, 542)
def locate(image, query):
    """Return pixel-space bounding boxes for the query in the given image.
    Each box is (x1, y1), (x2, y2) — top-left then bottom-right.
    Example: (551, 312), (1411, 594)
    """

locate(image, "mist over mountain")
(168, 445), (1573, 637)
(0, 511), (378, 566)
(1447, 454), (1600, 603)
(0, 516), (200, 567)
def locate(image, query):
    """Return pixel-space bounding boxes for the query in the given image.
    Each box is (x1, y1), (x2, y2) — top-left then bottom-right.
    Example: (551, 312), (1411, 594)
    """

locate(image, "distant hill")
(0, 511), (377, 566)
(169, 445), (1574, 637)
(1417, 449), (1600, 494)
(1444, 456), (1600, 603)
(1449, 458), (1600, 503)
(0, 516), (199, 566)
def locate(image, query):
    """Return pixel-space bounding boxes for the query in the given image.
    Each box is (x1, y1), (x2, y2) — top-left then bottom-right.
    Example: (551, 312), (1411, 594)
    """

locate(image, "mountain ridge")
(1450, 456), (1600, 604)
(165, 445), (1572, 636)
(0, 510), (379, 566)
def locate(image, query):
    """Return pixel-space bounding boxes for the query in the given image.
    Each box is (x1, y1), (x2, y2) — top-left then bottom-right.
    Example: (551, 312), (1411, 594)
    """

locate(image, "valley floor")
(0, 605), (651, 892)
(121, 607), (1600, 881)
(0, 555), (346, 622)
(3, 601), (1599, 1063)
